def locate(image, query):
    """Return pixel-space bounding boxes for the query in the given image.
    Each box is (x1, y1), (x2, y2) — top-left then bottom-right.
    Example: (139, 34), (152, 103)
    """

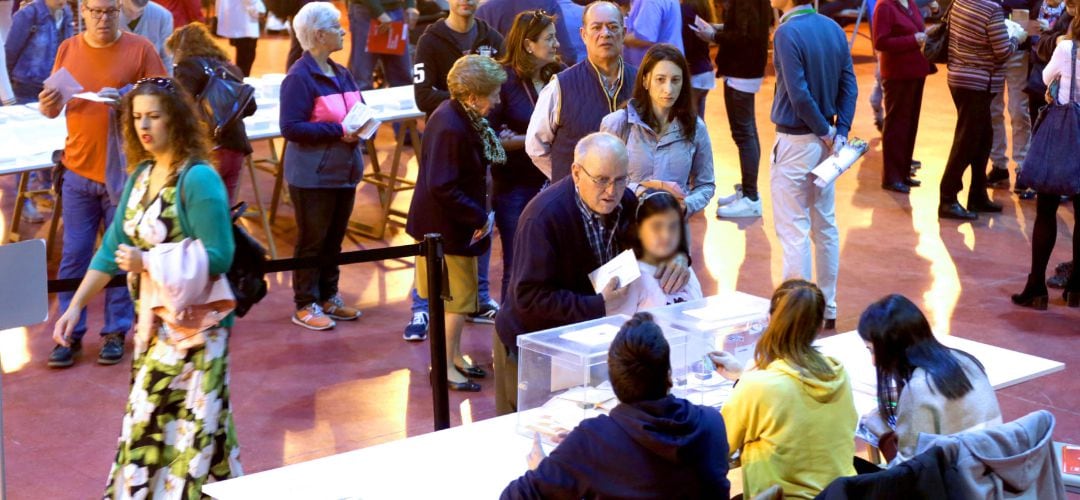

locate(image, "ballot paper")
(342, 101), (382, 140)
(469, 211), (495, 247)
(1004, 18), (1026, 39)
(588, 249), (641, 293)
(73, 92), (116, 103)
(43, 68), (83, 105)
(559, 323), (620, 347)
(810, 138), (869, 188)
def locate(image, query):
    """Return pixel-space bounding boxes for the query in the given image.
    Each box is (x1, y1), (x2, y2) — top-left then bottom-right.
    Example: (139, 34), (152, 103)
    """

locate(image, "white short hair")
(294, 1), (341, 52)
(574, 132), (627, 166)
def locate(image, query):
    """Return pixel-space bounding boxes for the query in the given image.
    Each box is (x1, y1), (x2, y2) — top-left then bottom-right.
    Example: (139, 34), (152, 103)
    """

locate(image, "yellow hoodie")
(721, 356), (857, 499)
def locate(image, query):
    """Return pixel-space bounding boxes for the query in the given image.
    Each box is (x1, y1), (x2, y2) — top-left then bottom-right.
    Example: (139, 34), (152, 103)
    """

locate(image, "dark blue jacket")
(280, 52), (365, 188)
(495, 177), (637, 352)
(6, 0), (73, 88)
(489, 63), (559, 193)
(406, 99), (491, 256)
(475, 0), (578, 65)
(771, 10), (858, 137)
(501, 395), (731, 499)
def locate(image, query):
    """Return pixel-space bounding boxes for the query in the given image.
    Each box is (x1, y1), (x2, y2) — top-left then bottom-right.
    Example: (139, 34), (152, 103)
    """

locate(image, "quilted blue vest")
(549, 60), (637, 181)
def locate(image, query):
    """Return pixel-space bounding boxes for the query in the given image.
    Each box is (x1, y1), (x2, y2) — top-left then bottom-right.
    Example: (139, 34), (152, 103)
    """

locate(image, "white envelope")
(588, 249), (641, 293)
(43, 68), (83, 105)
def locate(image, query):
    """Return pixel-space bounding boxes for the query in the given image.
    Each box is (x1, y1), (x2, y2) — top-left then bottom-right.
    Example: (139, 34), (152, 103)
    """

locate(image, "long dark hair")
(857, 294), (984, 423)
(498, 9), (562, 82)
(756, 280), (835, 380)
(609, 312), (672, 403)
(630, 43), (697, 139)
(631, 189), (689, 260)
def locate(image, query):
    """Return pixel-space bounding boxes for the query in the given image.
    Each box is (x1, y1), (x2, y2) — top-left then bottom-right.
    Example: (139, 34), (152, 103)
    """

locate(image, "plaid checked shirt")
(575, 188), (623, 265)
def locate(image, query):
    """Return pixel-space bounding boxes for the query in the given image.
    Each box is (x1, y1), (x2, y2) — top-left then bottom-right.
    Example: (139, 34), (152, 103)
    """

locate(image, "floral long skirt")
(104, 326), (242, 500)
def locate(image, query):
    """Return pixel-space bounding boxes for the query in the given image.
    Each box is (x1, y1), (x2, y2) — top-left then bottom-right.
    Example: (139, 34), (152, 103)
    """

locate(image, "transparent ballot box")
(647, 292), (771, 408)
(516, 314), (688, 443)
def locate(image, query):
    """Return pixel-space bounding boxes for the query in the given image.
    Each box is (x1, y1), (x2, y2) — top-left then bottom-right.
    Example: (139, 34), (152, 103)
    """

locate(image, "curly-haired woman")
(53, 77), (240, 498)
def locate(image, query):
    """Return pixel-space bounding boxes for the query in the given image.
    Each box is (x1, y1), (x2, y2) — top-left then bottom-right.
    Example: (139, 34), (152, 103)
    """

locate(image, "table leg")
(245, 154), (278, 259)
(5, 172), (29, 243)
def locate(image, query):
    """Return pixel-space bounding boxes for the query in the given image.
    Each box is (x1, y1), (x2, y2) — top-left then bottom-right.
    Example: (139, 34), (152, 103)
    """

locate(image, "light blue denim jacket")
(5, 0), (73, 88)
(600, 100), (716, 215)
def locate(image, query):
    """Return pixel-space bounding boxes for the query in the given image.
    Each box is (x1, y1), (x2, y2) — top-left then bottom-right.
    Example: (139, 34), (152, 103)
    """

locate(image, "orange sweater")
(51, 32), (166, 183)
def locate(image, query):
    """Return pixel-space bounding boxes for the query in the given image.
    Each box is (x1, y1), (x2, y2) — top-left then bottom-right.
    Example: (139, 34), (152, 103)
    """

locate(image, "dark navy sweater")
(501, 395), (731, 499)
(770, 9), (859, 137)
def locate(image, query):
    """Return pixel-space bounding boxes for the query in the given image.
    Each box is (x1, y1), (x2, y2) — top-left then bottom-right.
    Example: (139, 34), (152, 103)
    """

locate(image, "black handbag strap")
(1069, 41), (1077, 103)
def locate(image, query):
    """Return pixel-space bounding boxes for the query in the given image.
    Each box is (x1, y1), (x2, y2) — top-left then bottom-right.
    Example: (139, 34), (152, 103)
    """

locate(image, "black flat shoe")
(904, 177), (922, 187)
(454, 364), (487, 379)
(910, 160), (922, 170)
(939, 202), (978, 220)
(1011, 291), (1049, 310)
(986, 168), (1011, 189)
(967, 199), (1003, 213)
(882, 182), (910, 194)
(448, 379), (482, 392)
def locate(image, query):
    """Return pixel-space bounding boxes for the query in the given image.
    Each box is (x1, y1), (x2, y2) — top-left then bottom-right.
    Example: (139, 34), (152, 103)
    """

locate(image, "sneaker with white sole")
(716, 195), (762, 218)
(293, 303), (335, 331)
(403, 312), (429, 341)
(322, 294), (362, 320)
(715, 184), (743, 207)
(467, 298), (499, 324)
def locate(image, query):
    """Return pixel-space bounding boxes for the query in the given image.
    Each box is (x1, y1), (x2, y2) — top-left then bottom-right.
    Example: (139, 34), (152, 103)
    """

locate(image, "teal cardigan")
(90, 161), (236, 327)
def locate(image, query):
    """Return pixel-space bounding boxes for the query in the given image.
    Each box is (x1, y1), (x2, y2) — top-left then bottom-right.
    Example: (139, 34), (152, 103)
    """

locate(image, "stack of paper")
(342, 102), (382, 140)
(811, 138), (869, 187)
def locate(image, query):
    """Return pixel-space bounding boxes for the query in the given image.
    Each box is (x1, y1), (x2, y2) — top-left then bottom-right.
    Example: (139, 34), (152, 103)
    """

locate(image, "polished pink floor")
(0, 30), (1077, 499)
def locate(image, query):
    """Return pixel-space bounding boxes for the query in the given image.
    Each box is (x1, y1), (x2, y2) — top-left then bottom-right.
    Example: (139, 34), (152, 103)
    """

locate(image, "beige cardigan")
(893, 351), (1003, 463)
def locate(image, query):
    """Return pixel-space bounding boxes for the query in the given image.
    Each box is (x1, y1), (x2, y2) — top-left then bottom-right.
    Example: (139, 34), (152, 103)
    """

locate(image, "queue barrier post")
(422, 234), (450, 431)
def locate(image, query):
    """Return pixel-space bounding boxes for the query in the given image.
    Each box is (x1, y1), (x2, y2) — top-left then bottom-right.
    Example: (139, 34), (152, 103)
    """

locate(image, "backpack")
(177, 164), (268, 318)
(194, 59), (257, 140)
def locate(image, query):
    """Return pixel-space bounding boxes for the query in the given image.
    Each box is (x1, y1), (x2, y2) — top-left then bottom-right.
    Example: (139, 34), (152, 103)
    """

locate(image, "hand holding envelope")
(42, 67), (83, 108)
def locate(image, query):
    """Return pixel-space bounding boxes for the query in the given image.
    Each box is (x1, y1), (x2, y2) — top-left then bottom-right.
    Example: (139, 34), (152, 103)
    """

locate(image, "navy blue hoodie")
(501, 395), (731, 499)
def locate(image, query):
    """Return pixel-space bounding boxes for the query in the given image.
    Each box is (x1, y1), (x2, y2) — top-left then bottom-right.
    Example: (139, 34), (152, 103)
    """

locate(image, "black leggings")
(1028, 192), (1079, 291)
(229, 37), (258, 77)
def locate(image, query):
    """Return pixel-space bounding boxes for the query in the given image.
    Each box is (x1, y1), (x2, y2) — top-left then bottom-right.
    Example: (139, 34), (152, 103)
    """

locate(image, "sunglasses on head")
(134, 77), (177, 93)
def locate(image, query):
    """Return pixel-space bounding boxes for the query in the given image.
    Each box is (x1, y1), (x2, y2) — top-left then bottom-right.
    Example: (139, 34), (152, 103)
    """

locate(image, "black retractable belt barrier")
(44, 234), (451, 431)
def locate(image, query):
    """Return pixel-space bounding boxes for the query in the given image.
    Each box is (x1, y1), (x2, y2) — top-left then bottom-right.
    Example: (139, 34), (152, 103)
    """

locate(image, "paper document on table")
(811, 138), (868, 188)
(342, 101), (382, 140)
(43, 68), (83, 105)
(73, 92), (116, 103)
(588, 249), (641, 293)
(559, 323), (620, 347)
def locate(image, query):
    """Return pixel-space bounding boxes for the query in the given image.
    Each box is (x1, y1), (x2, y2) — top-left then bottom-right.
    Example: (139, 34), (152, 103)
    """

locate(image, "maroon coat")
(873, 0), (934, 80)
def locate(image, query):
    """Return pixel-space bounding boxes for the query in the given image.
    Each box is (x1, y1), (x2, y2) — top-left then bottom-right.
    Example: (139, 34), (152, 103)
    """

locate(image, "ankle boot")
(1012, 275), (1049, 310)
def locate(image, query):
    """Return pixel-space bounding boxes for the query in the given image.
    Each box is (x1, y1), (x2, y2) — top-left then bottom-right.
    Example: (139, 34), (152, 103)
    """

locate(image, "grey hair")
(294, 1), (341, 52)
(573, 132), (627, 166)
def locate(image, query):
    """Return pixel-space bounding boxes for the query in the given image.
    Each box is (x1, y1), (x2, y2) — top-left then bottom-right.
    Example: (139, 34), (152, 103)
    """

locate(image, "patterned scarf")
(459, 99), (506, 166)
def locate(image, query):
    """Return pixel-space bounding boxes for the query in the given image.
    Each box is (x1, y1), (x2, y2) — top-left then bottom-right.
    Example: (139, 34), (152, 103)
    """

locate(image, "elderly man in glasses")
(493, 132), (690, 415)
(38, 0), (167, 369)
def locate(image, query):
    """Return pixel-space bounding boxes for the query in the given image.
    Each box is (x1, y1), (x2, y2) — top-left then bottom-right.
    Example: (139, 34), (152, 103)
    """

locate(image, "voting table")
(0, 79), (425, 255)
(202, 293), (1065, 500)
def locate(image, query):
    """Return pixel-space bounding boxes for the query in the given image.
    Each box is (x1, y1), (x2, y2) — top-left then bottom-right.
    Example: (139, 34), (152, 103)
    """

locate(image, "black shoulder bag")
(195, 60), (257, 140)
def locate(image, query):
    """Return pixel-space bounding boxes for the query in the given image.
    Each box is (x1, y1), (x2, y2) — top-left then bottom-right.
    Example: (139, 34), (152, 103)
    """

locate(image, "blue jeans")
(57, 170), (134, 340)
(347, 4), (414, 90)
(411, 249), (492, 313)
(493, 184), (541, 299)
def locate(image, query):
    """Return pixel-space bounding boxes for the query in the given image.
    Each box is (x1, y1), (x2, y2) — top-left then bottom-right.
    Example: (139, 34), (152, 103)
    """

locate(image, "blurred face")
(449, 0), (477, 19)
(45, 0), (66, 12)
(1067, 0), (1078, 15)
(638, 207), (682, 261)
(645, 60), (683, 114)
(525, 23), (560, 66)
(1047, 0), (1063, 7)
(83, 0), (121, 45)
(863, 340), (877, 366)
(468, 87), (501, 116)
(132, 94), (170, 155)
(771, 0), (796, 11)
(122, 0), (148, 17)
(581, 3), (625, 62)
(572, 147), (629, 214)
(317, 20), (346, 53)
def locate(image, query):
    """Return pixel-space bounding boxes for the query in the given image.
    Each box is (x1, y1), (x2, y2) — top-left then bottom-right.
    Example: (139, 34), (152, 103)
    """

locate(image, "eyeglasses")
(134, 77), (177, 93)
(84, 6), (121, 19)
(576, 163), (629, 190)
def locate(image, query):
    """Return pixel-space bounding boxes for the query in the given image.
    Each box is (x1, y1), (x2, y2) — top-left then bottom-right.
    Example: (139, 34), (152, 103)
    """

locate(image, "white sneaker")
(715, 184), (743, 207)
(716, 195), (762, 218)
